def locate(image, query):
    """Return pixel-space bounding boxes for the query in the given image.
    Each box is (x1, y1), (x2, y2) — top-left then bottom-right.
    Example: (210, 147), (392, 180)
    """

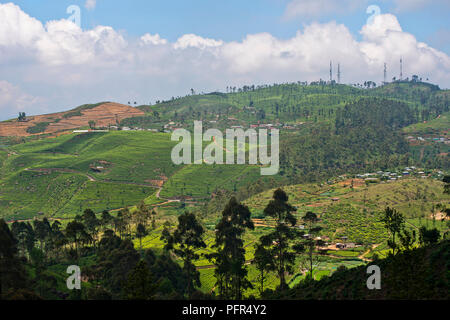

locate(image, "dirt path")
(358, 243), (380, 262)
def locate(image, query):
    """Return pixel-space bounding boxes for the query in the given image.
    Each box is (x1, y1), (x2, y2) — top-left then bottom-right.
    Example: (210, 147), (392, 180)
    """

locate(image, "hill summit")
(0, 102), (144, 137)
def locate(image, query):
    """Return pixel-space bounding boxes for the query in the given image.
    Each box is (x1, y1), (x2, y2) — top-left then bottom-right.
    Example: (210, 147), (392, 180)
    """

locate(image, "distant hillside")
(284, 240), (450, 300)
(0, 102), (144, 137)
(1, 81), (447, 137)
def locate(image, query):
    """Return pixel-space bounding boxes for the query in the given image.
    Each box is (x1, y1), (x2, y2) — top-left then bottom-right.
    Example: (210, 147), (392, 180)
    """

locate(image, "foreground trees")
(0, 219), (33, 299)
(208, 197), (254, 299)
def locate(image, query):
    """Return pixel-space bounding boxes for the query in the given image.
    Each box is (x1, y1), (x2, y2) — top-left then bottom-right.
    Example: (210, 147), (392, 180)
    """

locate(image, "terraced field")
(0, 130), (266, 220)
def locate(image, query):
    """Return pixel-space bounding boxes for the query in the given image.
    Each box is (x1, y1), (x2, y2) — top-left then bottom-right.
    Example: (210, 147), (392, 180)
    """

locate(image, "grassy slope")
(244, 178), (449, 244)
(0, 131), (266, 219)
(288, 240), (450, 300)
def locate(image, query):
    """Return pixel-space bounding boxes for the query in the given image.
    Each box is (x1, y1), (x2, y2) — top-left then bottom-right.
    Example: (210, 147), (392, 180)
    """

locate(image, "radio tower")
(338, 63), (341, 84)
(400, 58), (403, 80)
(384, 63), (387, 84)
(330, 61), (333, 82)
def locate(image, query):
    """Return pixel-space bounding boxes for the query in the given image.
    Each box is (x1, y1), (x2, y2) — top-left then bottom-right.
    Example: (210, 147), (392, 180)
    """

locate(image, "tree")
(208, 197), (254, 299)
(97, 233), (140, 298)
(262, 189), (304, 290)
(124, 260), (157, 300)
(81, 209), (100, 249)
(302, 211), (324, 280)
(252, 241), (274, 296)
(100, 210), (113, 230)
(65, 221), (88, 260)
(443, 176), (450, 195)
(88, 120), (96, 129)
(418, 227), (440, 246)
(381, 207), (405, 255)
(135, 201), (151, 228)
(33, 219), (51, 260)
(0, 219), (28, 298)
(136, 223), (147, 252)
(18, 112), (26, 121)
(162, 211), (206, 297)
(399, 228), (416, 251)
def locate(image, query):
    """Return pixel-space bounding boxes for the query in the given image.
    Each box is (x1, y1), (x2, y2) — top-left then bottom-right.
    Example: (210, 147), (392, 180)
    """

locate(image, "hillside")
(0, 131), (270, 220)
(0, 102), (144, 137)
(0, 81), (448, 221)
(243, 176), (449, 246)
(285, 240), (450, 300)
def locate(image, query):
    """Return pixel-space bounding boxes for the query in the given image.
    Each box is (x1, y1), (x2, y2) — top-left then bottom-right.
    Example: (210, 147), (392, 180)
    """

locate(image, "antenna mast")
(384, 63), (387, 84)
(338, 63), (341, 84)
(330, 61), (333, 82)
(400, 58), (403, 80)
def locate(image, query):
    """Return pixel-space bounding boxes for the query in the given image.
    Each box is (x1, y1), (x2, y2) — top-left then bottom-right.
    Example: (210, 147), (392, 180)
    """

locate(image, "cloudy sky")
(0, 0), (449, 120)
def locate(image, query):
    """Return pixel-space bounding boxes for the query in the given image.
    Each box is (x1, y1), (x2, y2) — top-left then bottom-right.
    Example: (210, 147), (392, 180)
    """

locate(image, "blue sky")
(5, 1), (449, 48)
(5, 0), (450, 52)
(0, 0), (449, 119)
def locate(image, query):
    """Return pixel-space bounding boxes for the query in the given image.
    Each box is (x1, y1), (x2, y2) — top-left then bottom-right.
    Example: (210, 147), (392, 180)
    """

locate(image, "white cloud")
(0, 3), (127, 66)
(140, 33), (168, 46)
(0, 3), (449, 120)
(85, 0), (97, 10)
(173, 34), (223, 50)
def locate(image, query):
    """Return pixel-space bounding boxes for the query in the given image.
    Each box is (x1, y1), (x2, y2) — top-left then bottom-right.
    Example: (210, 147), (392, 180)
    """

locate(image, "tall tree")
(208, 197), (254, 299)
(163, 212), (206, 297)
(82, 209), (100, 249)
(0, 219), (28, 298)
(65, 221), (88, 260)
(124, 260), (157, 300)
(262, 189), (304, 291)
(381, 207), (405, 256)
(136, 223), (147, 252)
(101, 210), (113, 231)
(252, 241), (274, 296)
(302, 211), (324, 280)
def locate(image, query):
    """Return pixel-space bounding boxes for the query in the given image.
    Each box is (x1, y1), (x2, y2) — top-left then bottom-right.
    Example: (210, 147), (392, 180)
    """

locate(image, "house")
(346, 243), (356, 249)
(336, 243), (346, 249)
